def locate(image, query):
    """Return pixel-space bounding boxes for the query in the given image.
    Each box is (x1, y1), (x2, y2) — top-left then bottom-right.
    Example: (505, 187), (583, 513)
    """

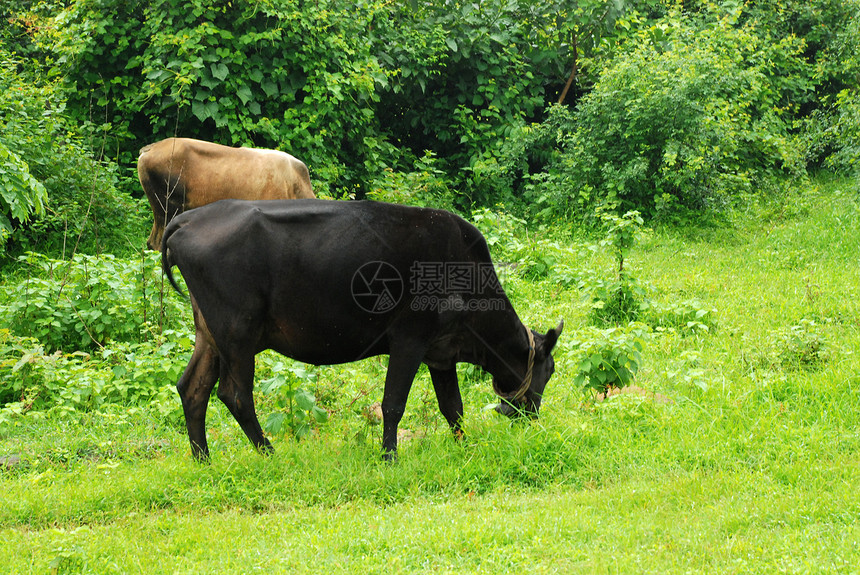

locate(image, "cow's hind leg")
(429, 367), (464, 440)
(176, 338), (220, 461)
(216, 351), (273, 454)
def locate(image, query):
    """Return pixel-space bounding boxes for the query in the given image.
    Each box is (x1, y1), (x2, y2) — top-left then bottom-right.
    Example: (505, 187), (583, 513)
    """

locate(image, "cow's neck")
(468, 309), (530, 382)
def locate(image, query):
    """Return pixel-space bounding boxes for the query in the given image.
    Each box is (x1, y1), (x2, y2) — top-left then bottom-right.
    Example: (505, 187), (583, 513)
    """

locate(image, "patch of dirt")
(592, 385), (674, 404)
(363, 402), (383, 425)
(363, 402), (421, 444)
(0, 454), (22, 469)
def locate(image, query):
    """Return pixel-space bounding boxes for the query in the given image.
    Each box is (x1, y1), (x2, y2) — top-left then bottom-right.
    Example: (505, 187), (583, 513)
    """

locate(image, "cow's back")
(163, 199), (497, 363)
(139, 138), (314, 204)
(165, 199), (482, 284)
(139, 137), (315, 250)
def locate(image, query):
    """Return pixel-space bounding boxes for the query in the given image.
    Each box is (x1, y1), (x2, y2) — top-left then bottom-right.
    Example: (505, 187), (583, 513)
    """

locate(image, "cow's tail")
(160, 224), (188, 299)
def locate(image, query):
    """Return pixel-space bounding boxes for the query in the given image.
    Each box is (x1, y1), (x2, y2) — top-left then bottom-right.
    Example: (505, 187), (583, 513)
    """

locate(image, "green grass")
(1, 176), (859, 573)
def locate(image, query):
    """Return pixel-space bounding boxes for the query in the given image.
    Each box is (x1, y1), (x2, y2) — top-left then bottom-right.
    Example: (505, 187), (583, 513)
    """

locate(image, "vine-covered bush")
(39, 0), (647, 202)
(45, 0), (397, 195)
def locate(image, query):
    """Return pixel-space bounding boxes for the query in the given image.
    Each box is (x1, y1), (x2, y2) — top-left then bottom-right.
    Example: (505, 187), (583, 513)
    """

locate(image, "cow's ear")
(540, 319), (564, 354)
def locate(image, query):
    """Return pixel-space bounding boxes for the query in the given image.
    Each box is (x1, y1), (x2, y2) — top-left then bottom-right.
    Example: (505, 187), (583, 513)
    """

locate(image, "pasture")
(1, 177), (859, 573)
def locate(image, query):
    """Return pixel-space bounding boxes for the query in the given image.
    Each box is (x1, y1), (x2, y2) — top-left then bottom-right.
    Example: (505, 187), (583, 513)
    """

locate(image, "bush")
(469, 207), (575, 281)
(646, 299), (717, 336)
(768, 319), (831, 371)
(258, 360), (329, 441)
(0, 49), (143, 257)
(567, 323), (649, 397)
(0, 252), (188, 352)
(372, 0), (574, 207)
(582, 208), (650, 325)
(585, 276), (649, 326)
(0, 328), (186, 421)
(826, 89), (860, 173)
(526, 15), (809, 218)
(365, 151), (454, 209)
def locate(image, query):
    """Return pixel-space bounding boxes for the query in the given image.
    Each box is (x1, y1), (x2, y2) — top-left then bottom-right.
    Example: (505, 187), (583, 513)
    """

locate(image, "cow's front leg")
(176, 338), (220, 461)
(217, 350), (273, 455)
(429, 366), (464, 440)
(381, 346), (425, 461)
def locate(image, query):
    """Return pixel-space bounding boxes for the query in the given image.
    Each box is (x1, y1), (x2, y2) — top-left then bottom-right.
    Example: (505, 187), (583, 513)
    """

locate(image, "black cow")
(162, 199), (563, 460)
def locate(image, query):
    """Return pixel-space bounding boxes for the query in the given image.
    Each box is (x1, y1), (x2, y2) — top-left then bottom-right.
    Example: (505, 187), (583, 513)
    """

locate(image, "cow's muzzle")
(495, 394), (540, 419)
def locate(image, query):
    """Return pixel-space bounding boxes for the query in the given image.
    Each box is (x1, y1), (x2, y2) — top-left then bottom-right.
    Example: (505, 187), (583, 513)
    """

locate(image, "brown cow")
(138, 137), (315, 250)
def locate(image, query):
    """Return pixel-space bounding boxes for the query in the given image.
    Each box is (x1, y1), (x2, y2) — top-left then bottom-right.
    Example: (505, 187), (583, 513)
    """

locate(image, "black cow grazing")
(162, 199), (563, 460)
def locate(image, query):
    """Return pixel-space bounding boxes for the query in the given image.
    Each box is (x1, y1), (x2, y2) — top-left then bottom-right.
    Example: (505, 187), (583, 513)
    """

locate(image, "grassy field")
(1, 177), (859, 573)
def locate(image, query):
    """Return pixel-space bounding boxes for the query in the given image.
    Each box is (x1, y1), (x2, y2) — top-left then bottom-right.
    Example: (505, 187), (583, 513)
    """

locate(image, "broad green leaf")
(211, 63), (229, 81)
(191, 100), (210, 121)
(262, 79), (279, 98)
(264, 412), (286, 435)
(294, 388), (316, 411)
(236, 85), (253, 105)
(312, 406), (329, 424)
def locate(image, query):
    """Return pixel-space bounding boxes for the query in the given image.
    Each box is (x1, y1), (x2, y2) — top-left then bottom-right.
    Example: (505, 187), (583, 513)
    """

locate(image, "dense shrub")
(0, 328), (186, 418)
(825, 89), (860, 173)
(0, 49), (143, 257)
(373, 1), (565, 206)
(39, 0), (654, 203)
(44, 0), (400, 195)
(532, 16), (808, 218)
(20, 0), (856, 215)
(0, 252), (188, 352)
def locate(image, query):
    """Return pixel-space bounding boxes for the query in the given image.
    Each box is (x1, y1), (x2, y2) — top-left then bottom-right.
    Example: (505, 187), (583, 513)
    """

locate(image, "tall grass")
(1, 176), (859, 573)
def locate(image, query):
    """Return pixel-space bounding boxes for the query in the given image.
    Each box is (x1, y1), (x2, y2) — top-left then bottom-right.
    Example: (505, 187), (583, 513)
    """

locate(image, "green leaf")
(191, 100), (210, 121)
(211, 63), (229, 81)
(264, 412), (286, 435)
(293, 388), (316, 411)
(261, 79), (279, 98)
(311, 406), (329, 424)
(259, 375), (287, 395)
(294, 423), (312, 440)
(236, 85), (253, 105)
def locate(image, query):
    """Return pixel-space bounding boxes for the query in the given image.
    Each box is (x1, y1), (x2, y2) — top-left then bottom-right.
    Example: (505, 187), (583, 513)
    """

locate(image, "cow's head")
(495, 320), (563, 418)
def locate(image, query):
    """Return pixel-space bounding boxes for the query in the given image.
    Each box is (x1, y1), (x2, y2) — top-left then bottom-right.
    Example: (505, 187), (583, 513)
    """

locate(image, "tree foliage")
(0, 46), (139, 257)
(0, 0), (856, 253)
(559, 14), (807, 215)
